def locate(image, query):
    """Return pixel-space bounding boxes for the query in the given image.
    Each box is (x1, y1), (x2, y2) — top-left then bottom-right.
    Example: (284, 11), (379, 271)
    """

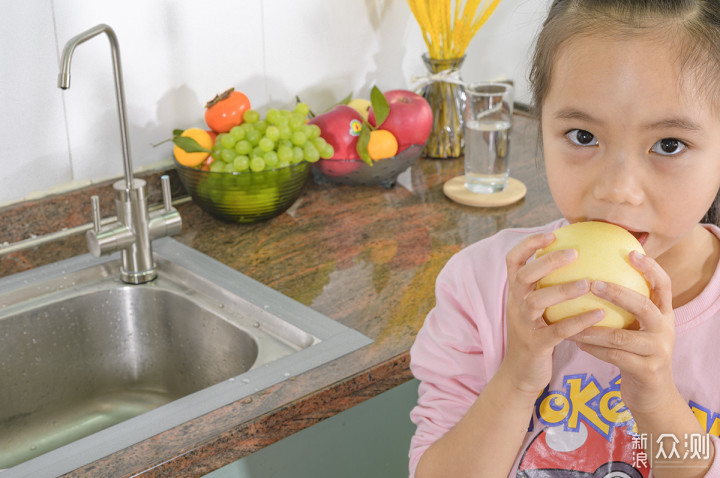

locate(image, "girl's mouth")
(630, 231), (649, 246)
(591, 220), (649, 246)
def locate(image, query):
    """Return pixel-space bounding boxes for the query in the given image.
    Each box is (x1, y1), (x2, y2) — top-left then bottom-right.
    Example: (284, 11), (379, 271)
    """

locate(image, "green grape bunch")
(207, 103), (335, 174)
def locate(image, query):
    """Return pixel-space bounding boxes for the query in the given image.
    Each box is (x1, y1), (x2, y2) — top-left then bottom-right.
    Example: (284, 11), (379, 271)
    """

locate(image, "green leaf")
(370, 86), (389, 127)
(172, 136), (211, 153)
(152, 129), (193, 148)
(356, 123), (373, 166)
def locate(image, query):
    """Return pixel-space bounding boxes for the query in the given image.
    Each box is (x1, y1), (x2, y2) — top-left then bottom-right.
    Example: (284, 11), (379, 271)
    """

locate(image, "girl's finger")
(516, 248), (578, 289)
(537, 309), (606, 346)
(575, 341), (649, 370)
(569, 325), (654, 356)
(589, 280), (664, 332)
(506, 232), (557, 277)
(628, 251), (673, 314)
(524, 279), (591, 317)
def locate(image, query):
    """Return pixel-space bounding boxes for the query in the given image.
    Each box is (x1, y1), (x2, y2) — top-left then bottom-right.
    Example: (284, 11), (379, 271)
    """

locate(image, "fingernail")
(564, 249), (578, 260)
(576, 278), (590, 289)
(592, 280), (607, 292)
(544, 233), (556, 242)
(630, 250), (645, 262)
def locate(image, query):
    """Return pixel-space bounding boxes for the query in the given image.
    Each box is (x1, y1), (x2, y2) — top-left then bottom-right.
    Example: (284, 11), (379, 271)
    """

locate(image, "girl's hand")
(569, 251), (677, 414)
(501, 233), (605, 397)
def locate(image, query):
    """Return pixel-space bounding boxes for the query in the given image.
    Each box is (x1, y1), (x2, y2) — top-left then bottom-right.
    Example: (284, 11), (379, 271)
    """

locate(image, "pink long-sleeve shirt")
(409, 219), (720, 477)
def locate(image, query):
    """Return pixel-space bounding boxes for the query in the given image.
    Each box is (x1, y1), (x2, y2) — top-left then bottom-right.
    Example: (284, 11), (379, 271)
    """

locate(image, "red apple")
(308, 105), (364, 177)
(368, 89), (433, 152)
(308, 105), (363, 160)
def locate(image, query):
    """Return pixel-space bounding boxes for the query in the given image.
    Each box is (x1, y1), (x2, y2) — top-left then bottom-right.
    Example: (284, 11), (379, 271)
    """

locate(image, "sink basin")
(0, 238), (371, 476)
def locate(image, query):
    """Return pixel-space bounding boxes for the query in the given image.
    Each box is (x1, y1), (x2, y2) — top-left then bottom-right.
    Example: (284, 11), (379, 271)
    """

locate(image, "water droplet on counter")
(283, 372), (291, 378)
(241, 378), (251, 384)
(253, 322), (260, 328)
(228, 377), (235, 382)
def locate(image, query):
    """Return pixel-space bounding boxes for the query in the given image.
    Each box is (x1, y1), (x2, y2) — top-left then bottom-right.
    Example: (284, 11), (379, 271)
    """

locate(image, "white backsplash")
(0, 0), (548, 206)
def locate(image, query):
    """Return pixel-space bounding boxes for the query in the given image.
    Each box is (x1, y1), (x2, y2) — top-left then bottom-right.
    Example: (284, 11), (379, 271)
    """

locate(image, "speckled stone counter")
(0, 114), (560, 477)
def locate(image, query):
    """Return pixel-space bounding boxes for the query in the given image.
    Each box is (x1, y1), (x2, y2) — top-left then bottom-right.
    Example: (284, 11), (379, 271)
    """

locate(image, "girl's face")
(541, 32), (720, 268)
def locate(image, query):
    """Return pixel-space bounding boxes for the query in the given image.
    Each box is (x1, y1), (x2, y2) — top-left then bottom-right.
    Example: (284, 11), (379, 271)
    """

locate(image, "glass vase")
(420, 53), (466, 159)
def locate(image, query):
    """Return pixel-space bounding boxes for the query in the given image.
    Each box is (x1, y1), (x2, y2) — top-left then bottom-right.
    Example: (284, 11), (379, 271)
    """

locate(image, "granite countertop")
(0, 113), (560, 476)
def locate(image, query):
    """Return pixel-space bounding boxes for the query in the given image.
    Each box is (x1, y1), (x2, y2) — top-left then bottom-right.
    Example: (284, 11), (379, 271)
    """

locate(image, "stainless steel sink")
(0, 238), (371, 476)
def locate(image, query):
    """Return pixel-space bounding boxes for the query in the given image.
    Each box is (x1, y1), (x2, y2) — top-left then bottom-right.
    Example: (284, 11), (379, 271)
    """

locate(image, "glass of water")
(463, 82), (514, 194)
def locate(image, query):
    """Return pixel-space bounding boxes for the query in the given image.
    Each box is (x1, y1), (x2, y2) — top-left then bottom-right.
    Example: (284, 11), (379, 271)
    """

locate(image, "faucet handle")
(86, 194), (134, 258)
(161, 175), (173, 211)
(148, 175), (182, 241)
(90, 195), (102, 233)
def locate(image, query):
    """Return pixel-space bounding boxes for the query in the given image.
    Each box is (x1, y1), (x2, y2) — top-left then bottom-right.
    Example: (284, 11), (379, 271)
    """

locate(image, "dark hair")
(529, 0), (720, 224)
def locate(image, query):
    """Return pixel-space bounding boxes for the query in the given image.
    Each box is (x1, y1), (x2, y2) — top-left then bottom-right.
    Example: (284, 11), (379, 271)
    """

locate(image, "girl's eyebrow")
(645, 117), (702, 132)
(553, 108), (702, 132)
(553, 108), (598, 123)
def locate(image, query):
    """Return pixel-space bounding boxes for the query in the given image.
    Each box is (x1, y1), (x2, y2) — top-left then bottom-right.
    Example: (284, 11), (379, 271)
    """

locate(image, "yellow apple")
(535, 221), (651, 329)
(347, 98), (372, 121)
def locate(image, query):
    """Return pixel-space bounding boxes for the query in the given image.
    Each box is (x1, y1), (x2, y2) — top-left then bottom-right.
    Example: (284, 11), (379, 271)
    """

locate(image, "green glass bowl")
(174, 160), (311, 223)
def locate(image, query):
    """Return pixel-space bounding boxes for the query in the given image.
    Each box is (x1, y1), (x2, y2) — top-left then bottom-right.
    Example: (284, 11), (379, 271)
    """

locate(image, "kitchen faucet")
(58, 24), (181, 284)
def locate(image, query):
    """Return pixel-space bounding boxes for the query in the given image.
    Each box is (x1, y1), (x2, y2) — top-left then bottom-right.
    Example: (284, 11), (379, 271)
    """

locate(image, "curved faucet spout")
(58, 24), (182, 284)
(58, 24), (133, 189)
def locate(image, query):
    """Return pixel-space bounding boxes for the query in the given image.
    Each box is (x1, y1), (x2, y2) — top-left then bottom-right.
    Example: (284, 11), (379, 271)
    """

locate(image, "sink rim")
(1, 237), (372, 477)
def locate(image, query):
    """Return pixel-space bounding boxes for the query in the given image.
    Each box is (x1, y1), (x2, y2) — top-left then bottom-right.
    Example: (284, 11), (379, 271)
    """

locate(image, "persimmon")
(205, 88), (251, 133)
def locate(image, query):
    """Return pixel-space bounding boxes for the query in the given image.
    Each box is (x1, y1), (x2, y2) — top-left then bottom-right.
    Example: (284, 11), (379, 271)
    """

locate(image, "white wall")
(0, 0), (549, 206)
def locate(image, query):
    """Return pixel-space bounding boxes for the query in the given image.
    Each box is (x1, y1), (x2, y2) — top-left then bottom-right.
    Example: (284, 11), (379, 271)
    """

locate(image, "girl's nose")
(592, 155), (644, 206)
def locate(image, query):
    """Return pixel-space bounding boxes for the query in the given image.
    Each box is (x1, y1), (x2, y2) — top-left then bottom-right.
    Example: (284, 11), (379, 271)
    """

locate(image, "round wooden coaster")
(443, 176), (527, 207)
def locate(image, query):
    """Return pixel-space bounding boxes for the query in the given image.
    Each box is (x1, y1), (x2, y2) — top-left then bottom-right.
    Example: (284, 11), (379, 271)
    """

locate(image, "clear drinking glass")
(463, 82), (514, 194)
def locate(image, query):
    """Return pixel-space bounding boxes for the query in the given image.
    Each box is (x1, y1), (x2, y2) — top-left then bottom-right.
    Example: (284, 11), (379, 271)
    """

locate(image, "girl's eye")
(566, 129), (598, 146)
(651, 138), (687, 156)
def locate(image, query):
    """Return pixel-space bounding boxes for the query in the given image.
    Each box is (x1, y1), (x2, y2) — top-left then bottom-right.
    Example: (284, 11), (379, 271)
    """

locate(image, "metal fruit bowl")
(174, 159), (310, 223)
(311, 144), (423, 188)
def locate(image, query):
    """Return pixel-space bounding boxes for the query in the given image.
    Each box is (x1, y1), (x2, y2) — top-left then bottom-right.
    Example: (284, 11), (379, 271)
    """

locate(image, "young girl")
(409, 1), (720, 477)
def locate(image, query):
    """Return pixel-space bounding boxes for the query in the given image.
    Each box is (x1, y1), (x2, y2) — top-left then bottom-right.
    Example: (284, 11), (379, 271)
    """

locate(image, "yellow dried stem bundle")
(407, 0), (502, 59)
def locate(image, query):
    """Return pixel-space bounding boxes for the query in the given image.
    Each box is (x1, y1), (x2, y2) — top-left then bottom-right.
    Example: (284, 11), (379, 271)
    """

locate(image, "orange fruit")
(173, 128), (213, 167)
(367, 129), (398, 160)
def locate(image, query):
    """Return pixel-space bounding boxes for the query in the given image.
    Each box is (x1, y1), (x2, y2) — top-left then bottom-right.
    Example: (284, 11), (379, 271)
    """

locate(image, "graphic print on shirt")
(517, 423), (648, 477)
(516, 373), (720, 477)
